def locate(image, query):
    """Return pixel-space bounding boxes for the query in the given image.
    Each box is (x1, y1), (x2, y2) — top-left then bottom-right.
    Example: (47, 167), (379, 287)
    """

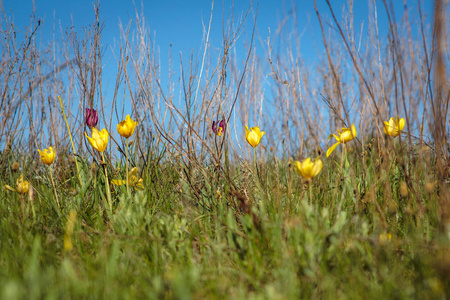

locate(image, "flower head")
(245, 125), (265, 148)
(111, 167), (144, 190)
(16, 175), (30, 194)
(85, 108), (98, 128)
(37, 146), (56, 165)
(4, 175), (29, 194)
(85, 128), (109, 152)
(212, 119), (227, 136)
(293, 157), (323, 180)
(379, 232), (392, 244)
(117, 115), (138, 138)
(383, 116), (405, 137)
(326, 124), (357, 157)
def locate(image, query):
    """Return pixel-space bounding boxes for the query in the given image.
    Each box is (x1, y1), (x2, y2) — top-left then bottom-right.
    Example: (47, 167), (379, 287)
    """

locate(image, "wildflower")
(111, 167), (144, 190)
(16, 175), (30, 194)
(245, 125), (265, 148)
(379, 233), (392, 244)
(37, 146), (60, 207)
(383, 116), (405, 137)
(85, 108), (98, 128)
(326, 124), (357, 157)
(212, 119), (226, 136)
(85, 128), (109, 152)
(4, 175), (29, 194)
(37, 146), (56, 165)
(117, 115), (138, 138)
(293, 157), (323, 180)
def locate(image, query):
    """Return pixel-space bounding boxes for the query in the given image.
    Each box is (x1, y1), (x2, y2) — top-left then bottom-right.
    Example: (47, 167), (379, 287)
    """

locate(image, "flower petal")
(3, 184), (16, 192)
(350, 124), (357, 139)
(312, 158), (323, 177)
(294, 161), (302, 176)
(111, 179), (125, 186)
(398, 117), (405, 131)
(326, 142), (341, 157)
(328, 134), (340, 142)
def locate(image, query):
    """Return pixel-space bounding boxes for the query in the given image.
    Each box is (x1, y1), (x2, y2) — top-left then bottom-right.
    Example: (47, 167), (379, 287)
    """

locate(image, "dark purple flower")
(212, 119), (226, 136)
(85, 108), (98, 128)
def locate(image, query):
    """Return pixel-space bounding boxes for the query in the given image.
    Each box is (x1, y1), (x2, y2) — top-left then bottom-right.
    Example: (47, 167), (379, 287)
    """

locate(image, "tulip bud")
(85, 108), (98, 128)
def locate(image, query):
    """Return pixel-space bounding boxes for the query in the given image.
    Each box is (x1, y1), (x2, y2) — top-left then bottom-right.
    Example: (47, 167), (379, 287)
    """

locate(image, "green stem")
(309, 180), (313, 205)
(253, 147), (257, 170)
(101, 152), (112, 212)
(126, 138), (129, 195)
(49, 166), (60, 209)
(253, 147), (260, 179)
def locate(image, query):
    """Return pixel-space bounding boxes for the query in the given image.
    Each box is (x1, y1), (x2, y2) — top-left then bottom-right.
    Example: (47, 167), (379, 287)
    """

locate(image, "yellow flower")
(117, 115), (138, 138)
(16, 175), (30, 194)
(383, 116), (405, 137)
(85, 128), (109, 152)
(245, 125), (265, 148)
(111, 167), (144, 190)
(293, 157), (323, 180)
(37, 146), (56, 165)
(4, 175), (29, 194)
(379, 232), (392, 244)
(326, 124), (357, 157)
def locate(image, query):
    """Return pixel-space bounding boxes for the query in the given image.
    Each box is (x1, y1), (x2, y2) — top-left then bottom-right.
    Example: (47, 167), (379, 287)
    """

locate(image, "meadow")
(1, 1), (449, 299)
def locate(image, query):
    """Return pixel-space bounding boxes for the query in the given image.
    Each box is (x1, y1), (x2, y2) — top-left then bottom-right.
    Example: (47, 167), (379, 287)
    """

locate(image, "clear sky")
(1, 0), (438, 155)
(4, 0), (434, 99)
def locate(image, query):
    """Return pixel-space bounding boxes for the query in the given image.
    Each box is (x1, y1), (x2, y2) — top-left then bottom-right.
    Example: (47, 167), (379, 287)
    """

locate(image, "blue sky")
(1, 0), (438, 155)
(4, 0), (433, 97)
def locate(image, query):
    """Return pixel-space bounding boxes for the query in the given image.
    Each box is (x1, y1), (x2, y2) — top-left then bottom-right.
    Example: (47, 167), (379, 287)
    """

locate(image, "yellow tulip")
(383, 116), (405, 137)
(111, 167), (144, 190)
(85, 128), (109, 152)
(117, 115), (138, 138)
(294, 157), (323, 180)
(4, 175), (29, 194)
(326, 124), (357, 157)
(37, 146), (56, 165)
(16, 175), (30, 194)
(245, 125), (265, 148)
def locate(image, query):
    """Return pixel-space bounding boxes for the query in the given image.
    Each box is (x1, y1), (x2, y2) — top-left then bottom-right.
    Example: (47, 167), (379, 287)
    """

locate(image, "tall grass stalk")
(58, 96), (83, 187)
(125, 138), (129, 195)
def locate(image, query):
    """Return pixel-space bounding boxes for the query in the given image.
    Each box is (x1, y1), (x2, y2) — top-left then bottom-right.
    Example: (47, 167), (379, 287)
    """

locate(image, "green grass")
(1, 141), (449, 300)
